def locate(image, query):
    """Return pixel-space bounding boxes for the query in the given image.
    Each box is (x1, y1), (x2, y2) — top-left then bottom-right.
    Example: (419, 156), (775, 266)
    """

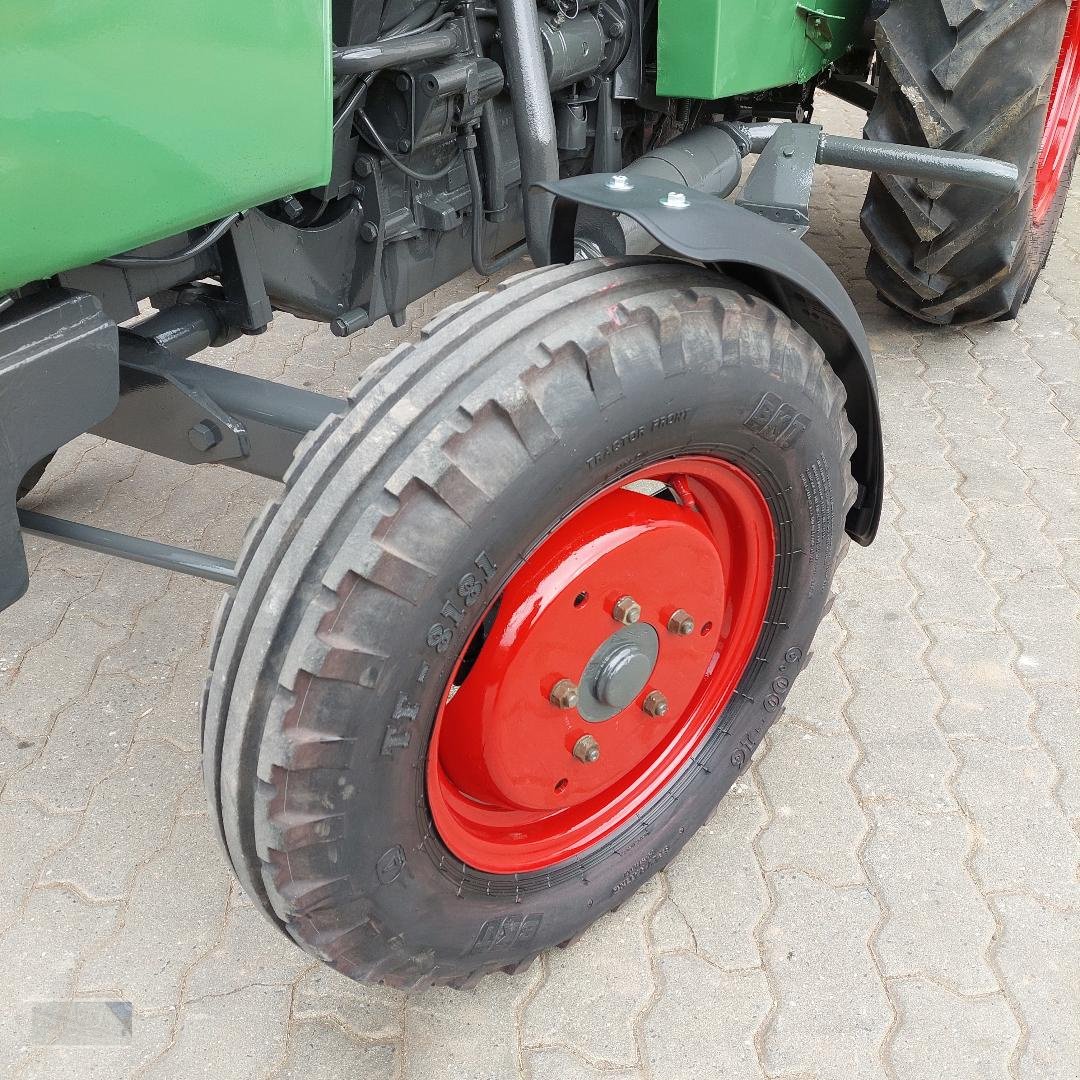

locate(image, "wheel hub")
(426, 456), (775, 873)
(581, 623), (659, 721)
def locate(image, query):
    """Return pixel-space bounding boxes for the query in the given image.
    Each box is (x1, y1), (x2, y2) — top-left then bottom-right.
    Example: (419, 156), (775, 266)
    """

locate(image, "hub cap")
(426, 457), (775, 873)
(1034, 2), (1080, 226)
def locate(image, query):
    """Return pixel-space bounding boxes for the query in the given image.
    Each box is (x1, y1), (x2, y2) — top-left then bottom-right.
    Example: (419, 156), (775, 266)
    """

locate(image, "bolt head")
(549, 678), (580, 710)
(606, 174), (633, 192)
(642, 690), (669, 718)
(660, 191), (689, 209)
(188, 420), (222, 453)
(611, 595), (642, 625)
(666, 609), (695, 636)
(573, 734), (601, 764)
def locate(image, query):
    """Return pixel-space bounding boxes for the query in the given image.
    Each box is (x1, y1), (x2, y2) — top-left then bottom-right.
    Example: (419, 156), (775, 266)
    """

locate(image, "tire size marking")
(744, 392), (809, 449)
(381, 692), (420, 756)
(425, 552), (498, 655)
(585, 409), (691, 470)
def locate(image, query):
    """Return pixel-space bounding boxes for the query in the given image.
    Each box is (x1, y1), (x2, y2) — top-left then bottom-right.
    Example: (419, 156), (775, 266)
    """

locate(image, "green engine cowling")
(657, 0), (868, 99)
(0, 1), (332, 294)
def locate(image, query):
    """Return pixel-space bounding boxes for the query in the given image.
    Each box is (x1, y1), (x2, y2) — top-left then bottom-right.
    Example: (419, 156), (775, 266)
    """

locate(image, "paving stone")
(77, 815), (231, 1012)
(522, 879), (659, 1066)
(4, 675), (154, 812)
(925, 626), (1038, 748)
(864, 802), (998, 995)
(760, 870), (891, 1080)
(887, 978), (1016, 1080)
(641, 952), (769, 1080)
(527, 1046), (641, 1080)
(290, 966), (404, 1042)
(273, 1019), (399, 1080)
(993, 893), (1080, 1080)
(43, 739), (199, 900)
(140, 984), (292, 1080)
(756, 725), (865, 886)
(405, 970), (532, 1080)
(660, 778), (767, 969)
(0, 802), (77, 934)
(952, 740), (1080, 906)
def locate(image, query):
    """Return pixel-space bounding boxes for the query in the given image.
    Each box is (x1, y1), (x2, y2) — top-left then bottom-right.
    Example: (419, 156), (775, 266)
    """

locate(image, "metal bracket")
(93, 333), (251, 466)
(735, 122), (821, 237)
(796, 4), (845, 51)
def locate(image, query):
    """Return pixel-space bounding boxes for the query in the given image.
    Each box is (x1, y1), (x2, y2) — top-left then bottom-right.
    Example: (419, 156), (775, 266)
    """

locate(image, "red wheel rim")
(1034, 1), (1080, 226)
(426, 457), (775, 873)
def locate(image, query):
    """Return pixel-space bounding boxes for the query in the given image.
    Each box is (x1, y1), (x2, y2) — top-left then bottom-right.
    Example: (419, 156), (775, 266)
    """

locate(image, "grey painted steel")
(18, 510), (238, 586)
(131, 302), (223, 357)
(625, 125), (743, 197)
(94, 329), (345, 482)
(722, 121), (1020, 196)
(495, 0), (560, 264)
(735, 122), (821, 236)
(817, 131), (1020, 195)
(539, 172), (884, 544)
(0, 290), (119, 612)
(332, 28), (462, 74)
(578, 622), (661, 723)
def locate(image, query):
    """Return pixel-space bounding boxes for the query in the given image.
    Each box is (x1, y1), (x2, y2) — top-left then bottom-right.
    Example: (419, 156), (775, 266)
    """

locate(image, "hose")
(463, 141), (527, 275)
(102, 213), (244, 268)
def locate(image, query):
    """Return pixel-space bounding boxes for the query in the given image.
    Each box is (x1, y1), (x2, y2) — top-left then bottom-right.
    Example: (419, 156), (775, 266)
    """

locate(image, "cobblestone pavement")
(2, 97), (1078, 1080)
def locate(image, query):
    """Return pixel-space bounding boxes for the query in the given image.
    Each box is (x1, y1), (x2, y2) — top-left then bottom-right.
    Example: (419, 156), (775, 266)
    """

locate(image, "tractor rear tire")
(861, 0), (1079, 324)
(202, 259), (857, 989)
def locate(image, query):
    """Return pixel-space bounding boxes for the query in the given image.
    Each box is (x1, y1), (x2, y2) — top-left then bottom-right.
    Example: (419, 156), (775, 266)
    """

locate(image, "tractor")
(1, 0), (1076, 988)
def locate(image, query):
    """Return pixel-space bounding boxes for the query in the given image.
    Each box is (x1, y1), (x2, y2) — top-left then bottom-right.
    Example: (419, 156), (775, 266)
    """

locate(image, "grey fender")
(537, 173), (884, 545)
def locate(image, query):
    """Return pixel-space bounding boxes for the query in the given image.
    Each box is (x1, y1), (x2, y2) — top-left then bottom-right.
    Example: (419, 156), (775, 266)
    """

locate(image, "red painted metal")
(1035, 2), (1080, 226)
(426, 457), (775, 873)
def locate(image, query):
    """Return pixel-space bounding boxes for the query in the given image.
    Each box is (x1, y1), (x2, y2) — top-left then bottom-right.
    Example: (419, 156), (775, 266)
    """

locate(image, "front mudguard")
(537, 174), (884, 545)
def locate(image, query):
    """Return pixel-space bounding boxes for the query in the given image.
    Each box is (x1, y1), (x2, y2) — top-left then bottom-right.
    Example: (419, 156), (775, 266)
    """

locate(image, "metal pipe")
(19, 510), (238, 586)
(723, 121), (1020, 196)
(625, 125), (743, 197)
(817, 132), (1020, 195)
(495, 0), (559, 264)
(130, 302), (223, 357)
(332, 29), (461, 75)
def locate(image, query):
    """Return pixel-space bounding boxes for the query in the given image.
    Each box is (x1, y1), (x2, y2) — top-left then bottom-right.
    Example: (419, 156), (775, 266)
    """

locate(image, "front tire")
(202, 259), (857, 988)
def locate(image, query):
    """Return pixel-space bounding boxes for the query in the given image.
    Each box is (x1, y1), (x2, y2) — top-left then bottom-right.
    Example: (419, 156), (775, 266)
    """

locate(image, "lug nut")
(573, 734), (601, 764)
(667, 609), (695, 636)
(642, 690), (669, 718)
(549, 679), (580, 710)
(606, 173), (633, 191)
(660, 190), (689, 209)
(611, 595), (642, 625)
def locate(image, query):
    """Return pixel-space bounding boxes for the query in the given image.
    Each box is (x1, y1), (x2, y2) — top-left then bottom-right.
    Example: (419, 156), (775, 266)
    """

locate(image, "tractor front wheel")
(201, 259), (856, 988)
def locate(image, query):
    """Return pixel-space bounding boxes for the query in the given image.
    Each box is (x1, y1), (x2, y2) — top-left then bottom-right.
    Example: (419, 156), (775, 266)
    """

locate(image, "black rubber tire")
(861, 0), (1076, 324)
(201, 259), (857, 989)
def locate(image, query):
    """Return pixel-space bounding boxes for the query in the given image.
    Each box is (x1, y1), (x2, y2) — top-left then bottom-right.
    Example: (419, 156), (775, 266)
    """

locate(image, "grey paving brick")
(0, 802), (77, 935)
(756, 725), (865, 886)
(887, 978), (1016, 1080)
(993, 893), (1080, 1080)
(290, 966), (404, 1042)
(522, 879), (659, 1066)
(527, 1046), (641, 1080)
(43, 739), (200, 900)
(661, 778), (768, 968)
(405, 970), (534, 1080)
(864, 802), (998, 995)
(952, 739), (1080, 906)
(759, 870), (891, 1080)
(640, 953), (769, 1080)
(273, 1019), (399, 1080)
(77, 815), (231, 1012)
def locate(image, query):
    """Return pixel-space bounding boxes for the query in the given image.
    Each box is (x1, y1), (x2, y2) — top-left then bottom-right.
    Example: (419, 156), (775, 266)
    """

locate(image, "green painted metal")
(0, 1), (332, 293)
(657, 0), (867, 100)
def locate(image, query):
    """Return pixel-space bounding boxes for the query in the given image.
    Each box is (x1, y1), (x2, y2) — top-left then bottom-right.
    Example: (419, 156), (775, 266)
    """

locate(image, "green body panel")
(657, 0), (867, 99)
(0, 2), (332, 293)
